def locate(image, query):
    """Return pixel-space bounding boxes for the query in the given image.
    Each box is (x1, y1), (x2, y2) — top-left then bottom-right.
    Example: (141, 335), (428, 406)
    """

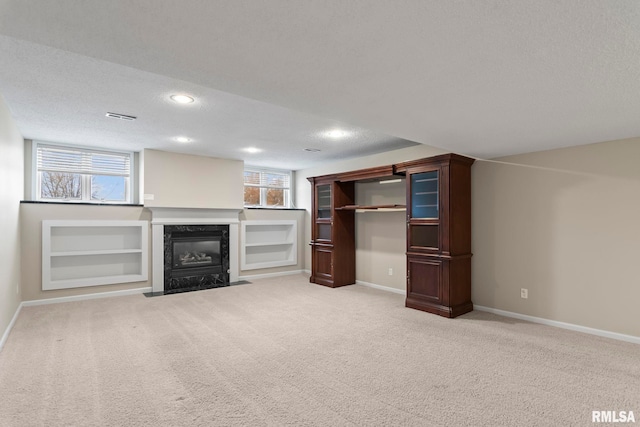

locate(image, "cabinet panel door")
(314, 247), (333, 281)
(408, 257), (442, 303)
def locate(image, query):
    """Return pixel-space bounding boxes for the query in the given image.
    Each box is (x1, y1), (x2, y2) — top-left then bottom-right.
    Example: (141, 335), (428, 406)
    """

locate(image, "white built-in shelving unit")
(241, 220), (297, 270)
(42, 220), (148, 290)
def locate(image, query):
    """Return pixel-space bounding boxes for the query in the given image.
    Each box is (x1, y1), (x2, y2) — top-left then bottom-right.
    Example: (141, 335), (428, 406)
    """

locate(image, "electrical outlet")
(521, 288), (528, 299)
(388, 268), (393, 276)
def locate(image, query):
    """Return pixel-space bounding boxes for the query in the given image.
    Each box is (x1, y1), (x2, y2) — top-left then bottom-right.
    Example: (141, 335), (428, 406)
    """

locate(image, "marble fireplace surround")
(148, 207), (241, 293)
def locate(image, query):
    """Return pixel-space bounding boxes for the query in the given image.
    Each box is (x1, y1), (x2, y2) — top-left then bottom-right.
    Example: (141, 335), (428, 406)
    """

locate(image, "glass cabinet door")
(410, 171), (438, 219)
(317, 184), (332, 219)
(409, 170), (439, 250)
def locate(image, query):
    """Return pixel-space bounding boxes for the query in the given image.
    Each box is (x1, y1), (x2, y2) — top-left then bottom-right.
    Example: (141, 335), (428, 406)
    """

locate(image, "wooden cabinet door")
(406, 167), (442, 255)
(313, 246), (334, 285)
(407, 256), (442, 304)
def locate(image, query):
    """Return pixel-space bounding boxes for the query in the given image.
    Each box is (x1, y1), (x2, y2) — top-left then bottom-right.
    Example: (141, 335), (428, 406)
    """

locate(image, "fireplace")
(148, 207), (240, 294)
(164, 225), (230, 294)
(172, 233), (221, 270)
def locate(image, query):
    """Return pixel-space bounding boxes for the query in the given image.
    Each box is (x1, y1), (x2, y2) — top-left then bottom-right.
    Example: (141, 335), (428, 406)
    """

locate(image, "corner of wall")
(0, 92), (25, 346)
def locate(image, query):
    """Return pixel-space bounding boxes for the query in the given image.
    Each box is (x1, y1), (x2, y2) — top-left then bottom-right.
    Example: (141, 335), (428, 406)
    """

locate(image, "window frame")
(32, 141), (135, 205)
(243, 167), (294, 209)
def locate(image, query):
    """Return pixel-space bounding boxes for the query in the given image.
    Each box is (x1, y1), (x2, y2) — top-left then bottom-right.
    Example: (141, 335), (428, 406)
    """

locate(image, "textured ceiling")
(0, 36), (415, 170)
(1, 1), (639, 168)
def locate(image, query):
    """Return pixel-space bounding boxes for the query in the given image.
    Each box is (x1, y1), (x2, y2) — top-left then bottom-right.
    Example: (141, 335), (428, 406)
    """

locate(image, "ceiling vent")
(105, 112), (137, 121)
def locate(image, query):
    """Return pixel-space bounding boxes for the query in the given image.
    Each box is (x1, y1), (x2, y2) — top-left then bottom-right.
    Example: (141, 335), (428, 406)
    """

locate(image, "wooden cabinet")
(396, 153), (474, 318)
(307, 153), (474, 318)
(308, 176), (355, 287)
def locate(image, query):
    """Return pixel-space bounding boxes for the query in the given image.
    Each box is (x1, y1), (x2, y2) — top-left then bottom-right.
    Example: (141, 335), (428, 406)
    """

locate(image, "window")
(34, 142), (133, 204)
(244, 168), (292, 208)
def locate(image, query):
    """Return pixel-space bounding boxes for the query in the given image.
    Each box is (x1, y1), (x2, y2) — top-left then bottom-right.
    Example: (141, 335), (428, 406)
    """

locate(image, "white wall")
(0, 94), (24, 342)
(143, 149), (244, 209)
(472, 138), (640, 337)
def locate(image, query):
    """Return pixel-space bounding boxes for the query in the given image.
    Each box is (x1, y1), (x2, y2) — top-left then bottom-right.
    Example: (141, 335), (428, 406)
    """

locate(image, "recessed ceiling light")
(243, 147), (262, 154)
(170, 94), (195, 104)
(324, 129), (350, 139)
(175, 136), (191, 143)
(304, 148), (321, 152)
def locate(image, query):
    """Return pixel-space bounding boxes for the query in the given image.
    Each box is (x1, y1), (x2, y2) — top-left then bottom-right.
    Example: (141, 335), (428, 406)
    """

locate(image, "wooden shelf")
(335, 204), (406, 211)
(51, 248), (144, 257)
(337, 165), (401, 182)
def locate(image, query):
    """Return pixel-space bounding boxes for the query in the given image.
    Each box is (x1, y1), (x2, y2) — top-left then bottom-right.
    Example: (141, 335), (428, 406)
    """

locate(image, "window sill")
(245, 207), (305, 211)
(21, 200), (143, 207)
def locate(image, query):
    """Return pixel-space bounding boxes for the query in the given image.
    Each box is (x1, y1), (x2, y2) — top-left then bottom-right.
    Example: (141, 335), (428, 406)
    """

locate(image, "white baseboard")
(21, 287), (152, 307)
(0, 303), (23, 353)
(474, 305), (640, 345)
(355, 280), (406, 295)
(349, 283), (639, 345)
(239, 269), (305, 281)
(1, 287), (152, 353)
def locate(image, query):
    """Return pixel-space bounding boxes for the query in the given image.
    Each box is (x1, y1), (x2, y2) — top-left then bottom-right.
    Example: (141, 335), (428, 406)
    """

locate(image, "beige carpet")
(0, 274), (638, 426)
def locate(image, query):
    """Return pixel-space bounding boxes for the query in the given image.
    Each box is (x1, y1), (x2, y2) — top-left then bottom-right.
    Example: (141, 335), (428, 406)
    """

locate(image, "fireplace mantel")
(147, 207), (242, 225)
(148, 207), (242, 292)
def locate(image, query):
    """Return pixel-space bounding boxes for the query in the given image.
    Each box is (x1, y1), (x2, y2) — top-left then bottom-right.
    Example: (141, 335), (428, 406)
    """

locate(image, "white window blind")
(37, 144), (131, 177)
(244, 168), (292, 208)
(243, 170), (290, 189)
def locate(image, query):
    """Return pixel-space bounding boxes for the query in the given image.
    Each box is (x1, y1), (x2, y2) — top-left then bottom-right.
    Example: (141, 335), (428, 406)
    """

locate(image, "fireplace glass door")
(172, 237), (222, 270)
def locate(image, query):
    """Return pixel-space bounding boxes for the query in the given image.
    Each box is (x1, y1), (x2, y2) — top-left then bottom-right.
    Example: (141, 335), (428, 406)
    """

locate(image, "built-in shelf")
(241, 220), (297, 270)
(51, 249), (144, 257)
(42, 220), (148, 290)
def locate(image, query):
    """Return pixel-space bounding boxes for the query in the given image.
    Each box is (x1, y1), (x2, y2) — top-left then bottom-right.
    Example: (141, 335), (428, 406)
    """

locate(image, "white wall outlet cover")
(143, 194), (155, 200)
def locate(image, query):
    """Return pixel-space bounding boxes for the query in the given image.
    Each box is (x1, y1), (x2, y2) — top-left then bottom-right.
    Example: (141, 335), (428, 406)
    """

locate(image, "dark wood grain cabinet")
(396, 153), (475, 318)
(308, 176), (355, 287)
(308, 153), (474, 318)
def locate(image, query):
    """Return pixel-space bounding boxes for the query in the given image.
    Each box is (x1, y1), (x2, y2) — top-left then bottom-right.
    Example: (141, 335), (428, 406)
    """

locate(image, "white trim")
(151, 224), (165, 293)
(151, 218), (240, 225)
(303, 269), (311, 276)
(241, 220), (297, 270)
(42, 220), (148, 290)
(147, 207), (242, 225)
(30, 139), (38, 200)
(355, 280), (406, 295)
(243, 166), (293, 209)
(33, 140), (135, 204)
(0, 303), (23, 353)
(474, 305), (640, 345)
(148, 207), (242, 292)
(239, 269), (304, 281)
(1, 286), (151, 353)
(229, 223), (239, 284)
(22, 287), (152, 307)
